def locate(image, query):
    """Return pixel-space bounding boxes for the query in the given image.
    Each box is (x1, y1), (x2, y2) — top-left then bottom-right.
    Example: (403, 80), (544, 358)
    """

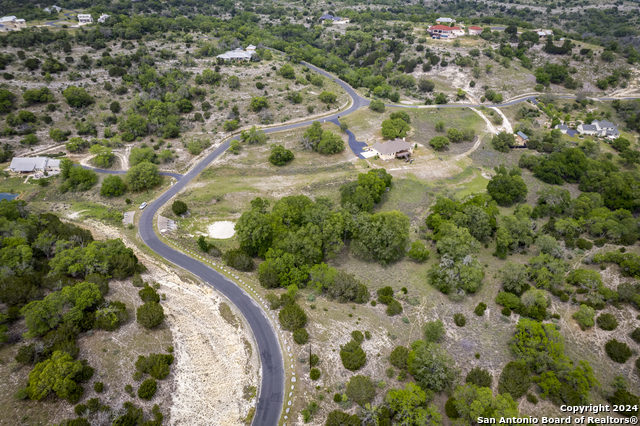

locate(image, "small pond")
(0, 193), (18, 202)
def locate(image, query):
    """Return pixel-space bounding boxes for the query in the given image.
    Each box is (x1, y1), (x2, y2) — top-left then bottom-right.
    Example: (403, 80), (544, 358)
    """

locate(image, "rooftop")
(594, 120), (615, 128)
(469, 26), (483, 30)
(430, 25), (461, 31)
(516, 131), (529, 140)
(9, 157), (59, 172)
(371, 139), (411, 156)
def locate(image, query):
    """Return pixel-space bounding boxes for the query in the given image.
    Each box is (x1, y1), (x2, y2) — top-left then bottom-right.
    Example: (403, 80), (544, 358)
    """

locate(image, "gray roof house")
(9, 157), (60, 173)
(371, 139), (413, 160)
(216, 48), (255, 61)
(577, 119), (620, 139)
(554, 124), (569, 133)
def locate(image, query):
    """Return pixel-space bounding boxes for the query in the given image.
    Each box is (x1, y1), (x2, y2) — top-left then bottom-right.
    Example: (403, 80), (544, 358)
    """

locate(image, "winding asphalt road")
(95, 56), (640, 425)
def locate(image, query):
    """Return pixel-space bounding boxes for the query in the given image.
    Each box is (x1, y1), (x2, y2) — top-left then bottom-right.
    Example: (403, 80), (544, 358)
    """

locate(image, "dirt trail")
(82, 219), (260, 426)
(490, 107), (513, 133)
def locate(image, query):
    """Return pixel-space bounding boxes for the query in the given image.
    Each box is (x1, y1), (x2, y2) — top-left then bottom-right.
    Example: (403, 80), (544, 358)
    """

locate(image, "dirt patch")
(208, 221), (236, 239)
(82, 221), (260, 426)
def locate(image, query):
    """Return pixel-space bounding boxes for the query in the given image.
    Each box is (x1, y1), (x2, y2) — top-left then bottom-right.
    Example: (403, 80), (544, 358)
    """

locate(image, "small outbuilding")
(515, 131), (529, 147)
(371, 139), (413, 161)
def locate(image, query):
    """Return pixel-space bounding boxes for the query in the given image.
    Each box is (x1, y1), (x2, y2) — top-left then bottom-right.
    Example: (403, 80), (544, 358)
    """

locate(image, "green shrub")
(293, 328), (309, 344)
(407, 241), (430, 261)
(389, 346), (409, 370)
(135, 353), (174, 380)
(573, 304), (595, 330)
(333, 393), (342, 403)
(75, 403), (88, 416)
(465, 367), (492, 388)
(596, 313), (618, 331)
(268, 144), (294, 166)
(266, 294), (282, 310)
(445, 397), (459, 419)
(136, 302), (165, 329)
(310, 368), (321, 380)
(454, 313), (466, 327)
(351, 330), (364, 343)
(526, 393), (538, 404)
(137, 378), (157, 400)
(15, 344), (39, 365)
(423, 319), (445, 343)
(340, 340), (366, 371)
(310, 354), (319, 367)
(93, 382), (104, 393)
(385, 299), (403, 316)
(474, 302), (487, 316)
(496, 291), (520, 309)
(222, 249), (254, 271)
(631, 328), (640, 343)
(139, 284), (160, 303)
(171, 200), (187, 215)
(364, 331), (371, 340)
(502, 306), (511, 316)
(608, 388), (639, 417)
(498, 361), (531, 399)
(278, 303), (307, 331)
(575, 238), (593, 250)
(605, 339), (632, 363)
(346, 375), (375, 407)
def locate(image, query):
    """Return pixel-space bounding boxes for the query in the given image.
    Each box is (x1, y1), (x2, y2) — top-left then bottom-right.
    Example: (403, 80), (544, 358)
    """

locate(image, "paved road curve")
(133, 57), (640, 425)
(134, 62), (370, 425)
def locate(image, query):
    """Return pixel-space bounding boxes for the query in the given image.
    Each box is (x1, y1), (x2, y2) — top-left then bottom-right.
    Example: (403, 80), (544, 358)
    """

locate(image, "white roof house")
(535, 29), (553, 37)
(77, 14), (93, 24)
(246, 44), (257, 51)
(44, 5), (62, 13)
(0, 16), (26, 30)
(9, 157), (60, 173)
(217, 48), (255, 61)
(97, 14), (110, 23)
(436, 17), (455, 23)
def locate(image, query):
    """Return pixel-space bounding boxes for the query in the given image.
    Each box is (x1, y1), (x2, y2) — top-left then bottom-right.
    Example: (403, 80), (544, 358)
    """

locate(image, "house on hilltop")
(428, 25), (464, 38)
(319, 14), (349, 23)
(9, 157), (60, 174)
(0, 16), (26, 31)
(436, 17), (455, 24)
(217, 47), (255, 62)
(44, 5), (62, 13)
(534, 29), (553, 38)
(577, 120), (620, 139)
(371, 139), (413, 161)
(98, 14), (110, 23)
(468, 26), (483, 35)
(77, 14), (93, 25)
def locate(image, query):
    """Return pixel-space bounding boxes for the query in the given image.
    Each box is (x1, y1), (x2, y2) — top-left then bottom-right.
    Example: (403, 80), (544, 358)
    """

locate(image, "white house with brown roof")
(371, 139), (413, 161)
(468, 26), (483, 36)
